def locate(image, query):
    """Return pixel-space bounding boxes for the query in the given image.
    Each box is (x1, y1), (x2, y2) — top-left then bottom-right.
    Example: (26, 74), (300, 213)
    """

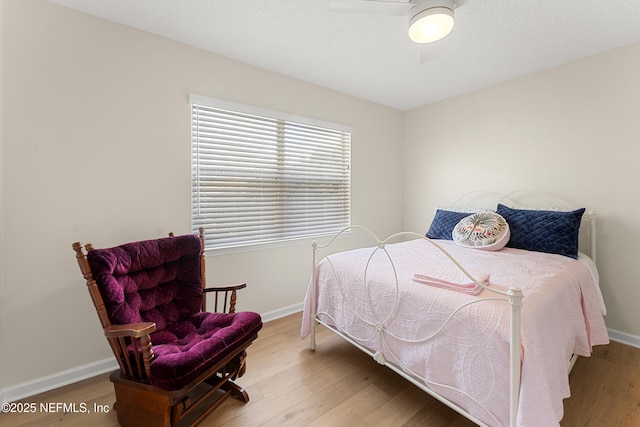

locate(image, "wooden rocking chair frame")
(73, 228), (259, 427)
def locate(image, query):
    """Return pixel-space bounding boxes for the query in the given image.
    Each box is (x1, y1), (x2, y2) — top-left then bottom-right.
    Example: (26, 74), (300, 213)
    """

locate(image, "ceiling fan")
(330, 0), (468, 62)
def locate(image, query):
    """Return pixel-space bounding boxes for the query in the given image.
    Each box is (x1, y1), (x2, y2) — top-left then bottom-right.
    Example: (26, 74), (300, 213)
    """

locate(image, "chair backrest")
(84, 233), (204, 330)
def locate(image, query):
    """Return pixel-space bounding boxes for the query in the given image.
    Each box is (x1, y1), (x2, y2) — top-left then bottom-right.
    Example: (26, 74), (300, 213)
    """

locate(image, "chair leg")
(228, 350), (247, 380)
(221, 381), (250, 403)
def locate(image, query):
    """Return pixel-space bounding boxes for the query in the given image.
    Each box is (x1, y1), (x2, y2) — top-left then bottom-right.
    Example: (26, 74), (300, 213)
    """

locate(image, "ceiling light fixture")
(408, 0), (455, 44)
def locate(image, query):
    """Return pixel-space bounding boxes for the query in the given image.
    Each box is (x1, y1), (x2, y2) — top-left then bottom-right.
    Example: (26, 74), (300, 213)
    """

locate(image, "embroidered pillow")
(496, 204), (585, 259)
(452, 212), (510, 251)
(426, 209), (473, 240)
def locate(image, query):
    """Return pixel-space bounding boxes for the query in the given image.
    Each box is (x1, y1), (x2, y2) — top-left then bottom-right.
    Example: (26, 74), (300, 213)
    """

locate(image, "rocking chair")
(72, 229), (262, 427)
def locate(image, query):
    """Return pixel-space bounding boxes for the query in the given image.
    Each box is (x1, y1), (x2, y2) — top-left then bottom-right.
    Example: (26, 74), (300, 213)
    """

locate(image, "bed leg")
(310, 326), (316, 351)
(568, 353), (579, 373)
(310, 241), (318, 351)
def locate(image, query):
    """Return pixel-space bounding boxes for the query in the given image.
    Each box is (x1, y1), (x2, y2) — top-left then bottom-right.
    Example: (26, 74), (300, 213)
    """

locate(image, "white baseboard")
(608, 328), (640, 349)
(1, 357), (118, 404)
(1, 304), (304, 403)
(259, 302), (303, 323)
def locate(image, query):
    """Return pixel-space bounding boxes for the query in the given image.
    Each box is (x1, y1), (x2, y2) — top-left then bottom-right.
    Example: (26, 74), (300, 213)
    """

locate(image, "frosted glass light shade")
(408, 5), (454, 44)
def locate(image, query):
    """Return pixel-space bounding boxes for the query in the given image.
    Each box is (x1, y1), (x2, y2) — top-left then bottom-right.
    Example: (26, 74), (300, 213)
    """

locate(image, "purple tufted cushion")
(149, 311), (262, 390)
(87, 234), (203, 326)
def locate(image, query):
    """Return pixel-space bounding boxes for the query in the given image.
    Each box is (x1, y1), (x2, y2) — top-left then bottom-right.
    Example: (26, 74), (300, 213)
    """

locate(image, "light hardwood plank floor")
(2, 312), (638, 426)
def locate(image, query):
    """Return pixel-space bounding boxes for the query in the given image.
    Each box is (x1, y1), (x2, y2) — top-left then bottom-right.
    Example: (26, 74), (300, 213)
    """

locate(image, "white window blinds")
(191, 95), (351, 251)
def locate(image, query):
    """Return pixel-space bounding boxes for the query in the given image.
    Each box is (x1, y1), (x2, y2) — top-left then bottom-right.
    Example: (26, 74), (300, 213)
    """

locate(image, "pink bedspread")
(301, 239), (608, 427)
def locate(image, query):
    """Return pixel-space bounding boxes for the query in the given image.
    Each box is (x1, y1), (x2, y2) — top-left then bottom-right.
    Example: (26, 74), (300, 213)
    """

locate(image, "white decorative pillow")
(452, 212), (510, 251)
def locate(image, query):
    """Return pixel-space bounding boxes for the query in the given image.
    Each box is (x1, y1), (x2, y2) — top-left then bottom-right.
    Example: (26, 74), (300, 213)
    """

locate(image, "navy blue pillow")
(496, 204), (585, 259)
(426, 209), (472, 240)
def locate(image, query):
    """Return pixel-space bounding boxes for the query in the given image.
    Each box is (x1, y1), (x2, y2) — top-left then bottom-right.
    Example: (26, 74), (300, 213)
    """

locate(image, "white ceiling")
(48, 0), (640, 111)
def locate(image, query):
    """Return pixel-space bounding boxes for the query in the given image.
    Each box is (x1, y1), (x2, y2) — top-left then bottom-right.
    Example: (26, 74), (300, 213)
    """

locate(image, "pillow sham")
(496, 204), (585, 259)
(452, 212), (510, 251)
(426, 209), (472, 240)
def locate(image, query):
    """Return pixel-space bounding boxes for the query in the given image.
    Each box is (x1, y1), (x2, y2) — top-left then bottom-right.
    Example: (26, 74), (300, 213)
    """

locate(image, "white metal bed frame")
(307, 191), (597, 427)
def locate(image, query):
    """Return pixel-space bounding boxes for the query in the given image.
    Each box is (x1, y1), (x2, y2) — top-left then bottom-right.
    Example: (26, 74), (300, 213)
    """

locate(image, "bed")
(301, 191), (609, 427)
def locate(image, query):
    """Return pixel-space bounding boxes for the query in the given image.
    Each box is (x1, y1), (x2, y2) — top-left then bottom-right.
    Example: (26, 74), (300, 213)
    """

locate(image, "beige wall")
(404, 42), (640, 342)
(0, 0), (403, 395)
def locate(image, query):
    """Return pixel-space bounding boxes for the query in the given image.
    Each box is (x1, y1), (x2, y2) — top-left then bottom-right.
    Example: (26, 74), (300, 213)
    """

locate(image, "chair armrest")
(104, 322), (156, 379)
(203, 283), (247, 293)
(203, 283), (246, 313)
(104, 322), (156, 338)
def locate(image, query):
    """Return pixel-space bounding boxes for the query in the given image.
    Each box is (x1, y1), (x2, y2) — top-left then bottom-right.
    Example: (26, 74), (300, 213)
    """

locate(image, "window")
(190, 95), (351, 252)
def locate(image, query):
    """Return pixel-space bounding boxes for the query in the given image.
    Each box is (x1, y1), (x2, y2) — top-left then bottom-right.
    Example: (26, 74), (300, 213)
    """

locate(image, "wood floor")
(2, 312), (639, 426)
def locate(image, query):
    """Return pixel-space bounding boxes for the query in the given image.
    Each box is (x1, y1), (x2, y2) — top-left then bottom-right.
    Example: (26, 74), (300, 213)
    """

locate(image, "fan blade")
(330, 0), (414, 16)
